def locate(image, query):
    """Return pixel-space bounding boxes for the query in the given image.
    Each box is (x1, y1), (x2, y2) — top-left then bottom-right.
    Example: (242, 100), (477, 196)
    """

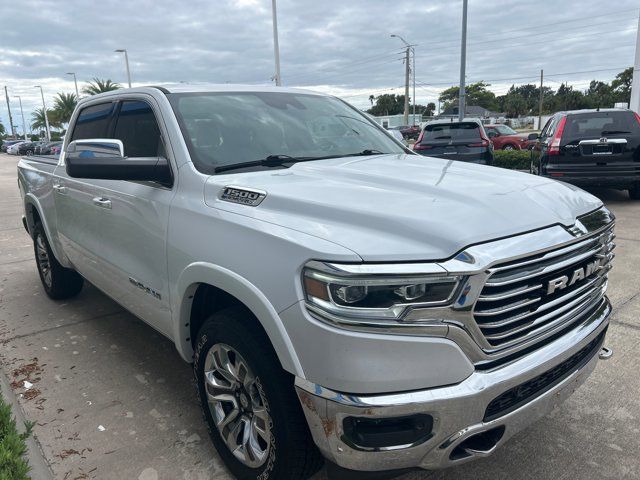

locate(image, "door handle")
(53, 184), (68, 194)
(92, 197), (112, 209)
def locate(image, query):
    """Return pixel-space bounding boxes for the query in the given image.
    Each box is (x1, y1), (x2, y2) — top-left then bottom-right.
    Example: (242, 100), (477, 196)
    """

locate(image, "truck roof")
(83, 84), (326, 98)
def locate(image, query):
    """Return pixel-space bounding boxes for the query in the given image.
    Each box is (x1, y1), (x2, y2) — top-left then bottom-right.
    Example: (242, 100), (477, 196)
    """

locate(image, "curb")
(0, 370), (53, 480)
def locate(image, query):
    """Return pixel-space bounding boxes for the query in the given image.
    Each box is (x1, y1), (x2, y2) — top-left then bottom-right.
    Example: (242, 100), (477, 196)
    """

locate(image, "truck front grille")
(483, 328), (606, 422)
(473, 226), (615, 350)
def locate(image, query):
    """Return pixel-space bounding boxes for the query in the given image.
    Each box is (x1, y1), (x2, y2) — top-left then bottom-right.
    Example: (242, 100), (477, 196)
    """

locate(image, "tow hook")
(598, 346), (613, 360)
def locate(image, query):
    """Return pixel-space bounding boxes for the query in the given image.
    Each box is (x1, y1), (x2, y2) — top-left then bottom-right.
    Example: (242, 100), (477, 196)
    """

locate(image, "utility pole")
(34, 85), (51, 141)
(458, 0), (468, 121)
(14, 96), (27, 140)
(4, 86), (16, 138)
(629, 12), (640, 112)
(271, 0), (282, 86)
(538, 69), (544, 130)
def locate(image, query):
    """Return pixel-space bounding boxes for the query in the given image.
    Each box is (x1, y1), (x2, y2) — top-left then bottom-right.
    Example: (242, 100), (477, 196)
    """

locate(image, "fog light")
(342, 414), (433, 450)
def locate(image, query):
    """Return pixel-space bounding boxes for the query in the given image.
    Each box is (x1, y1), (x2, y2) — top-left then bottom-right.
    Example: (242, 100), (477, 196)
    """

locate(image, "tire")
(502, 144), (516, 151)
(27, 150), (33, 156)
(194, 307), (323, 480)
(629, 184), (640, 200)
(33, 222), (84, 299)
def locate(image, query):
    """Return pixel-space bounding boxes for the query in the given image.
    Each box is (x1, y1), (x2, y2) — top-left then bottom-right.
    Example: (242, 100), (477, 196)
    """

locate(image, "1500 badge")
(219, 186), (267, 206)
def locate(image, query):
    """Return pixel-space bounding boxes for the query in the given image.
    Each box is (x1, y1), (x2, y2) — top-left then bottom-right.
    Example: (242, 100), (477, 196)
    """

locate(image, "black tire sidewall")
(194, 316), (287, 480)
(33, 224), (55, 296)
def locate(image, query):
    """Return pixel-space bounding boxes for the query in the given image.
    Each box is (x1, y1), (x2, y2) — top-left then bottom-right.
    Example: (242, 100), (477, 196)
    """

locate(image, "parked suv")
(485, 124), (534, 150)
(413, 119), (494, 164)
(530, 108), (640, 199)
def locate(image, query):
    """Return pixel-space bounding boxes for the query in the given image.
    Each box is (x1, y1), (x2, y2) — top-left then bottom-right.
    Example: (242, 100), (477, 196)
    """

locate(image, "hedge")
(0, 395), (32, 480)
(493, 150), (530, 171)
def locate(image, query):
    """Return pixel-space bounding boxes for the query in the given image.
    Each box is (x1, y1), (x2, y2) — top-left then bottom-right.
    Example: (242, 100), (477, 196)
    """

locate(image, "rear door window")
(70, 102), (116, 140)
(421, 122), (481, 142)
(563, 111), (640, 143)
(113, 101), (162, 158)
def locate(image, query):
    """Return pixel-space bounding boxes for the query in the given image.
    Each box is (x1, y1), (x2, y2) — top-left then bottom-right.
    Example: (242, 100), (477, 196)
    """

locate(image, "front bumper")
(296, 297), (611, 472)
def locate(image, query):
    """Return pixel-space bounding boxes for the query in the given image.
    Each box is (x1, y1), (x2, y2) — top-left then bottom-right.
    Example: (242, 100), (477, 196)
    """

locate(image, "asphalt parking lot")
(1, 152), (639, 480)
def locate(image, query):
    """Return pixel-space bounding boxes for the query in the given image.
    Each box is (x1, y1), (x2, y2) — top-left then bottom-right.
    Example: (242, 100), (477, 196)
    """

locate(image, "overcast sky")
(1, 0), (638, 134)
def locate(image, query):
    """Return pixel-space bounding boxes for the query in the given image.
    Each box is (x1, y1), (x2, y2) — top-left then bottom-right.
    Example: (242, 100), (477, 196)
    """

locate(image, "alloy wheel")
(36, 234), (52, 288)
(204, 343), (272, 468)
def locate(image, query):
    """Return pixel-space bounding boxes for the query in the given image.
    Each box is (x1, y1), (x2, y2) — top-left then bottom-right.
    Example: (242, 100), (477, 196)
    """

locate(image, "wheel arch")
(23, 194), (68, 264)
(173, 262), (304, 377)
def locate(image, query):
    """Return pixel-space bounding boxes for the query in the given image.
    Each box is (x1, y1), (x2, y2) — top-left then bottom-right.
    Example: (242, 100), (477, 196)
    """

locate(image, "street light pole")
(13, 96), (27, 140)
(459, 0), (468, 121)
(34, 85), (51, 141)
(114, 49), (132, 88)
(412, 46), (416, 124)
(271, 0), (282, 86)
(66, 72), (80, 99)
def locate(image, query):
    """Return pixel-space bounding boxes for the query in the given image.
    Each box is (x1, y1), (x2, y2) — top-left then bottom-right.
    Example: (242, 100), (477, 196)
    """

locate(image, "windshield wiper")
(310, 149), (386, 161)
(215, 150), (387, 173)
(215, 154), (303, 173)
(601, 130), (630, 135)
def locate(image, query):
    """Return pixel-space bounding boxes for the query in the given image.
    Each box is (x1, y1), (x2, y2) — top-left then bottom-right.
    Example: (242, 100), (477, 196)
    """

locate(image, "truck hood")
(204, 154), (602, 262)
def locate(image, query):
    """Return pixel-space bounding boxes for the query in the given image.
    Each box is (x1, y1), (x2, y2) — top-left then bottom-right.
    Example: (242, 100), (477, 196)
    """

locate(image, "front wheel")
(194, 307), (323, 480)
(33, 222), (84, 299)
(502, 144), (516, 151)
(629, 184), (640, 200)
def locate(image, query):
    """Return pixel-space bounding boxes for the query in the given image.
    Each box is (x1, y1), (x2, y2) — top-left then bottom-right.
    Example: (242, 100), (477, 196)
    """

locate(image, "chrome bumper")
(295, 297), (611, 472)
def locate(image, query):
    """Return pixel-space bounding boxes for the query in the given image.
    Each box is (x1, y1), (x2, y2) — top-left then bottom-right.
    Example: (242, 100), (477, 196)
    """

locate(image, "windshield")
(421, 122), (481, 142)
(494, 125), (517, 135)
(168, 91), (406, 174)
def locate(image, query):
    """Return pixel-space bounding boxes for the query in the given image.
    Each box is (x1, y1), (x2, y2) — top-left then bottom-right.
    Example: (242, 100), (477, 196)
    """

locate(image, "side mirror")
(487, 131), (498, 138)
(65, 139), (172, 186)
(527, 133), (540, 141)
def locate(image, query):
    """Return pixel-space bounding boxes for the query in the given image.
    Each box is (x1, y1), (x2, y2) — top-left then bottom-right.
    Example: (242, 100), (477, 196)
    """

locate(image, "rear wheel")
(502, 144), (516, 151)
(194, 307), (323, 480)
(629, 184), (640, 200)
(33, 222), (84, 299)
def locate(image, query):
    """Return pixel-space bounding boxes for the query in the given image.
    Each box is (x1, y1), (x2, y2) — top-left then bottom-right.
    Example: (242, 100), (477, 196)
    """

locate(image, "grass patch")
(0, 394), (33, 480)
(494, 149), (531, 170)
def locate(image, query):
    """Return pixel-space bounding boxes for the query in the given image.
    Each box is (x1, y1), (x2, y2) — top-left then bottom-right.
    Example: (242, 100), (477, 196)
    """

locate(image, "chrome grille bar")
(473, 225), (614, 349)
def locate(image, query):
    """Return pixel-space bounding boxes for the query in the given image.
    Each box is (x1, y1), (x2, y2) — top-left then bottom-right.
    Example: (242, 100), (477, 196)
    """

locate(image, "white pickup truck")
(18, 85), (614, 480)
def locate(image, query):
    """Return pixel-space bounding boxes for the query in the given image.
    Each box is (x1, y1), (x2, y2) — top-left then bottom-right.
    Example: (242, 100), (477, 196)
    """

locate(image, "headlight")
(302, 261), (461, 321)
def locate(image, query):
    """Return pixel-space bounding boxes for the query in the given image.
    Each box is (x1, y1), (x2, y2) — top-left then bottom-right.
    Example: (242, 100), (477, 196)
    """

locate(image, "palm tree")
(31, 108), (62, 131)
(82, 78), (121, 95)
(52, 92), (78, 126)
(0, 120), (5, 135)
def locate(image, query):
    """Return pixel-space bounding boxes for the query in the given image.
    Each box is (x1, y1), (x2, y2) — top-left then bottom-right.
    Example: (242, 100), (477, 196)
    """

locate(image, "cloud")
(1, 0), (638, 133)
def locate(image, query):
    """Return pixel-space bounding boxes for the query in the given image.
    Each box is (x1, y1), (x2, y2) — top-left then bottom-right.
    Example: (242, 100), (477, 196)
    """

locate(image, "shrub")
(493, 150), (530, 171)
(0, 396), (32, 480)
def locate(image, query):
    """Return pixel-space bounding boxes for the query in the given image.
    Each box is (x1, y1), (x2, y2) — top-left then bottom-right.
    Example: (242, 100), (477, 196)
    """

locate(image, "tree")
(31, 108), (62, 131)
(501, 93), (528, 117)
(82, 78), (121, 95)
(368, 95), (375, 106)
(366, 94), (407, 116)
(52, 92), (77, 125)
(611, 67), (633, 104)
(0, 120), (5, 136)
(424, 102), (436, 117)
(438, 82), (498, 111)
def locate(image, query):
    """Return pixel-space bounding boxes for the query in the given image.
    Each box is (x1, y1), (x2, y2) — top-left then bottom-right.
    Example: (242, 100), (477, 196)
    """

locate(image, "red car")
(485, 124), (535, 150)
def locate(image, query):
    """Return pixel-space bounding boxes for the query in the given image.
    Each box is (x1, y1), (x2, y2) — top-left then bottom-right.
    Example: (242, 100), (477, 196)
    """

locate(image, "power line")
(415, 7), (639, 50)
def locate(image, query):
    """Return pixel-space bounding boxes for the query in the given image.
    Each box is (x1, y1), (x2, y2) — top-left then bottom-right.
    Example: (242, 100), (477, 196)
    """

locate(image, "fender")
(173, 262), (304, 377)
(23, 193), (72, 268)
